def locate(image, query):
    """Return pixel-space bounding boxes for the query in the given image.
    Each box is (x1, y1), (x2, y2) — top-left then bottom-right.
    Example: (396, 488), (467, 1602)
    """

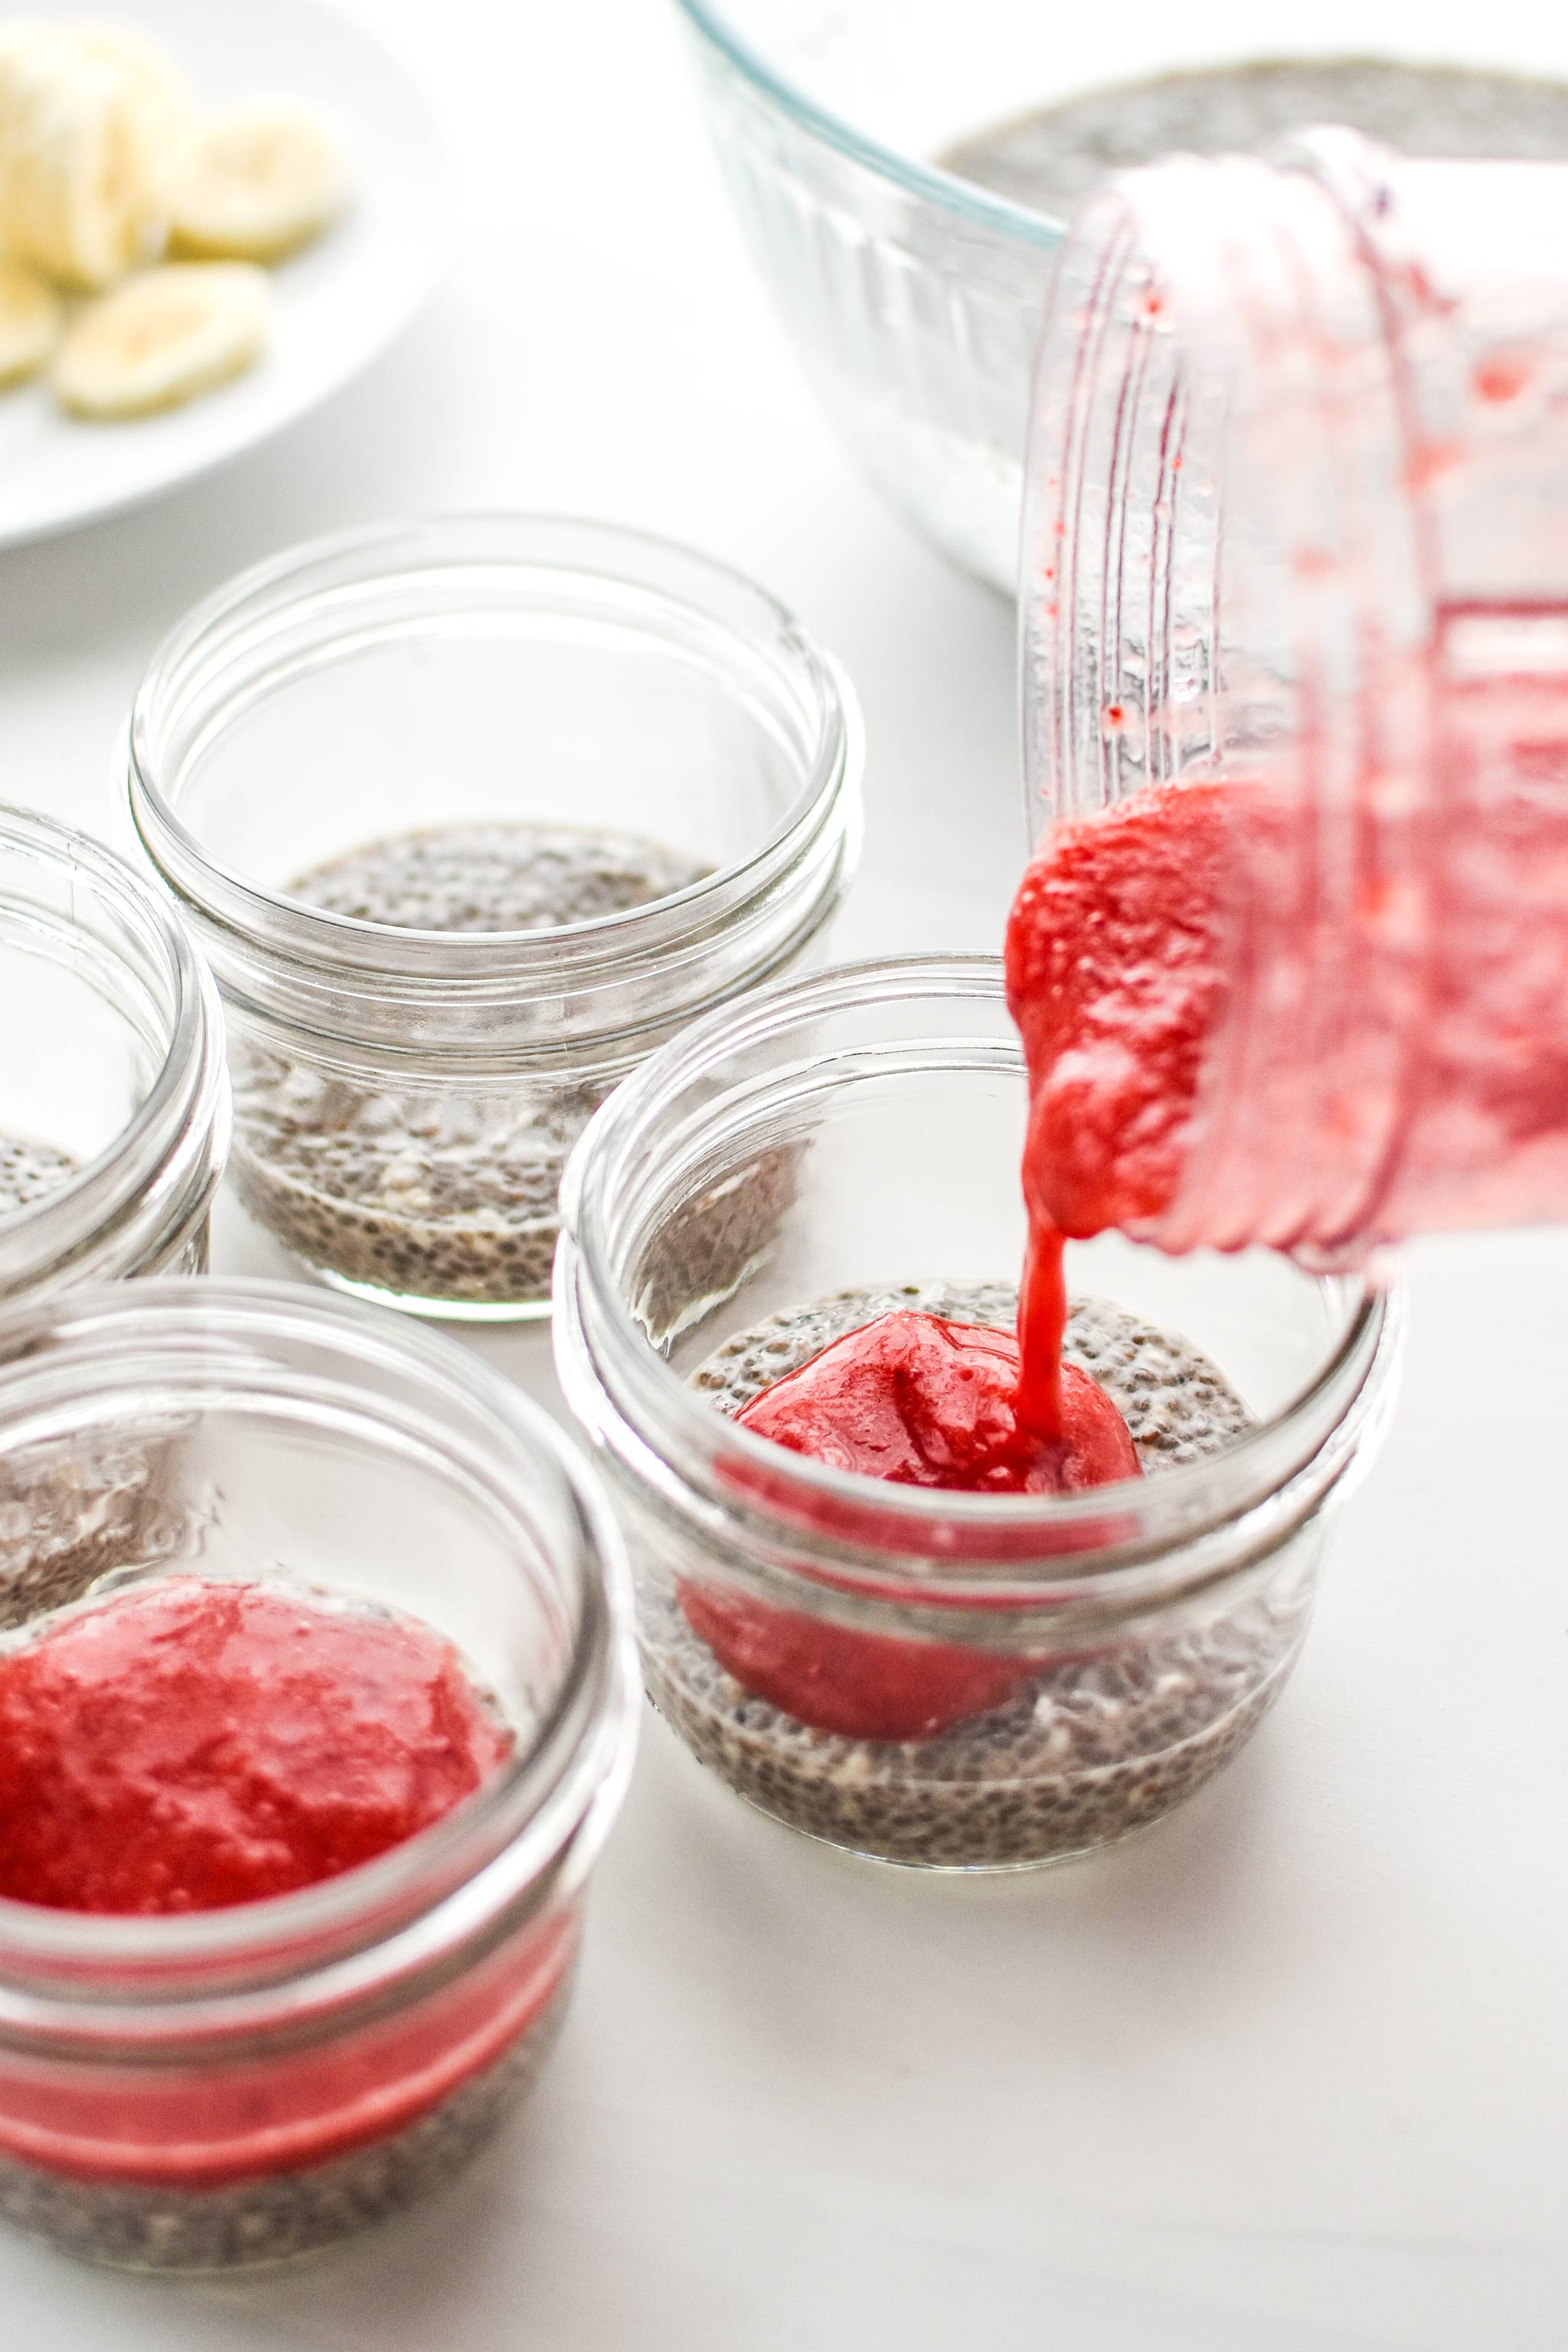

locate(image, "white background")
(2, 3), (1566, 2346)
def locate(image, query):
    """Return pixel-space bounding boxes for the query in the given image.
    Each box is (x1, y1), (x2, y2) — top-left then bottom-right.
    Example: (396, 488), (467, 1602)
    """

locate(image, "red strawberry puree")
(0, 1578), (510, 1914)
(674, 783), (1215, 1740)
(713, 786), (1246, 1506)
(1005, 780), (1234, 1250)
(678, 1310), (1139, 1741)
(678, 1235), (1143, 1741)
(734, 1311), (1136, 1494)
(1005, 708), (1568, 1259)
(0, 1577), (572, 2194)
(672, 783), (1312, 1744)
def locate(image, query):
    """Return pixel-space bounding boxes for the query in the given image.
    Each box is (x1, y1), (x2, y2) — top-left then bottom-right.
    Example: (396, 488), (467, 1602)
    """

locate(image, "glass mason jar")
(1021, 132), (1568, 1260)
(0, 804), (227, 1301)
(126, 514), (863, 1320)
(554, 958), (1400, 1871)
(0, 1279), (637, 2272)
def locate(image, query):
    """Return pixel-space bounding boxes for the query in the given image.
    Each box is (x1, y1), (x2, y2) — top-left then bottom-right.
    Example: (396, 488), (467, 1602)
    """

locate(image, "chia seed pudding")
(0, 1964), (572, 2274)
(942, 58), (1568, 220)
(632, 1140), (805, 1341)
(0, 1130), (209, 1279)
(0, 1435), (188, 1631)
(0, 1115), (172, 1619)
(0, 1132), (77, 1218)
(230, 822), (710, 1310)
(642, 1281), (1315, 1869)
(0, 1136), (201, 1628)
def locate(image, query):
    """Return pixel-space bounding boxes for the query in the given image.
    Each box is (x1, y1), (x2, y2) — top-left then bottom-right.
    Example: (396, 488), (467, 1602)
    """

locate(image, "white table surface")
(2, 4), (1565, 2345)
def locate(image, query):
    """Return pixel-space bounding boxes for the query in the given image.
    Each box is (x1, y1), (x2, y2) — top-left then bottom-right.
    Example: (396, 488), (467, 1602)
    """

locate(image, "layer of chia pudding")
(230, 822), (711, 1310)
(642, 1282), (1315, 1869)
(0, 1971), (570, 2275)
(941, 58), (1568, 220)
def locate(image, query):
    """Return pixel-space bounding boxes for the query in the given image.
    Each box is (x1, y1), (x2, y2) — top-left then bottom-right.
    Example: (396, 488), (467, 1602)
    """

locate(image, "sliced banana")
(0, 258), (61, 386)
(169, 100), (346, 263)
(53, 262), (271, 420)
(52, 22), (194, 206)
(0, 22), (182, 287)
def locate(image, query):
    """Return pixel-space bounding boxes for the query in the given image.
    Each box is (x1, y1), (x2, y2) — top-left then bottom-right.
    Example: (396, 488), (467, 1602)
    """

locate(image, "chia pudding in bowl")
(554, 958), (1401, 1872)
(126, 514), (862, 1319)
(0, 1280), (636, 2271)
(941, 54), (1568, 220)
(0, 805), (229, 1631)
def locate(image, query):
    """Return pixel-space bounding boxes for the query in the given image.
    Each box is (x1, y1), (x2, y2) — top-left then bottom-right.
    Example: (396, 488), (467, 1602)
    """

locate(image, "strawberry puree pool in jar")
(0, 1282), (636, 2270)
(1018, 129), (1568, 1263)
(554, 959), (1399, 1871)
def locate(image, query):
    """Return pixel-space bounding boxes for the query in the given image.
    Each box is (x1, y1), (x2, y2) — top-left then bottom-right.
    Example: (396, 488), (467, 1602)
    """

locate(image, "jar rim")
(555, 953), (1402, 1600)
(0, 805), (228, 1300)
(0, 1280), (639, 2030)
(126, 511), (861, 1010)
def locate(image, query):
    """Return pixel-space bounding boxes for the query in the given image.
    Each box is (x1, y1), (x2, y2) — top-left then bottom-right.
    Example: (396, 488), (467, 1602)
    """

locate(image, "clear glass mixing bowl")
(674, 0), (1568, 591)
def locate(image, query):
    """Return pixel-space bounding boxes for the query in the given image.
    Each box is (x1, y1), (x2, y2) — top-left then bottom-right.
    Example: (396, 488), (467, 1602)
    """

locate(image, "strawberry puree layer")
(734, 1311), (1136, 1494)
(0, 1578), (511, 1914)
(0, 1909), (576, 2190)
(681, 1311), (1138, 1741)
(0, 1576), (559, 2190)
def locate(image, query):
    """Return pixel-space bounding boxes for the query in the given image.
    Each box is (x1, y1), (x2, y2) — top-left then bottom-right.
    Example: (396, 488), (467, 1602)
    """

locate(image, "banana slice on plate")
(51, 21), (194, 204)
(0, 259), (62, 386)
(0, 22), (184, 287)
(53, 262), (271, 419)
(169, 100), (347, 263)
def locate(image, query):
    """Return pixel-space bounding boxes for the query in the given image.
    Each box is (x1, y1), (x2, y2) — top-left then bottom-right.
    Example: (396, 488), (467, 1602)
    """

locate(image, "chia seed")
(0, 1131), (77, 1219)
(289, 825), (709, 933)
(942, 58), (1568, 220)
(0, 1131), (204, 1627)
(0, 1428), (190, 1631)
(0, 1968), (571, 2273)
(642, 1281), (1316, 1869)
(229, 823), (711, 1311)
(632, 1142), (805, 1341)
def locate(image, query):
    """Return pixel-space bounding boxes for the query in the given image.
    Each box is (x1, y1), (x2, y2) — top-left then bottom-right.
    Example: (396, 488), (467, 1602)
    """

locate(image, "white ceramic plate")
(0, 0), (449, 547)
